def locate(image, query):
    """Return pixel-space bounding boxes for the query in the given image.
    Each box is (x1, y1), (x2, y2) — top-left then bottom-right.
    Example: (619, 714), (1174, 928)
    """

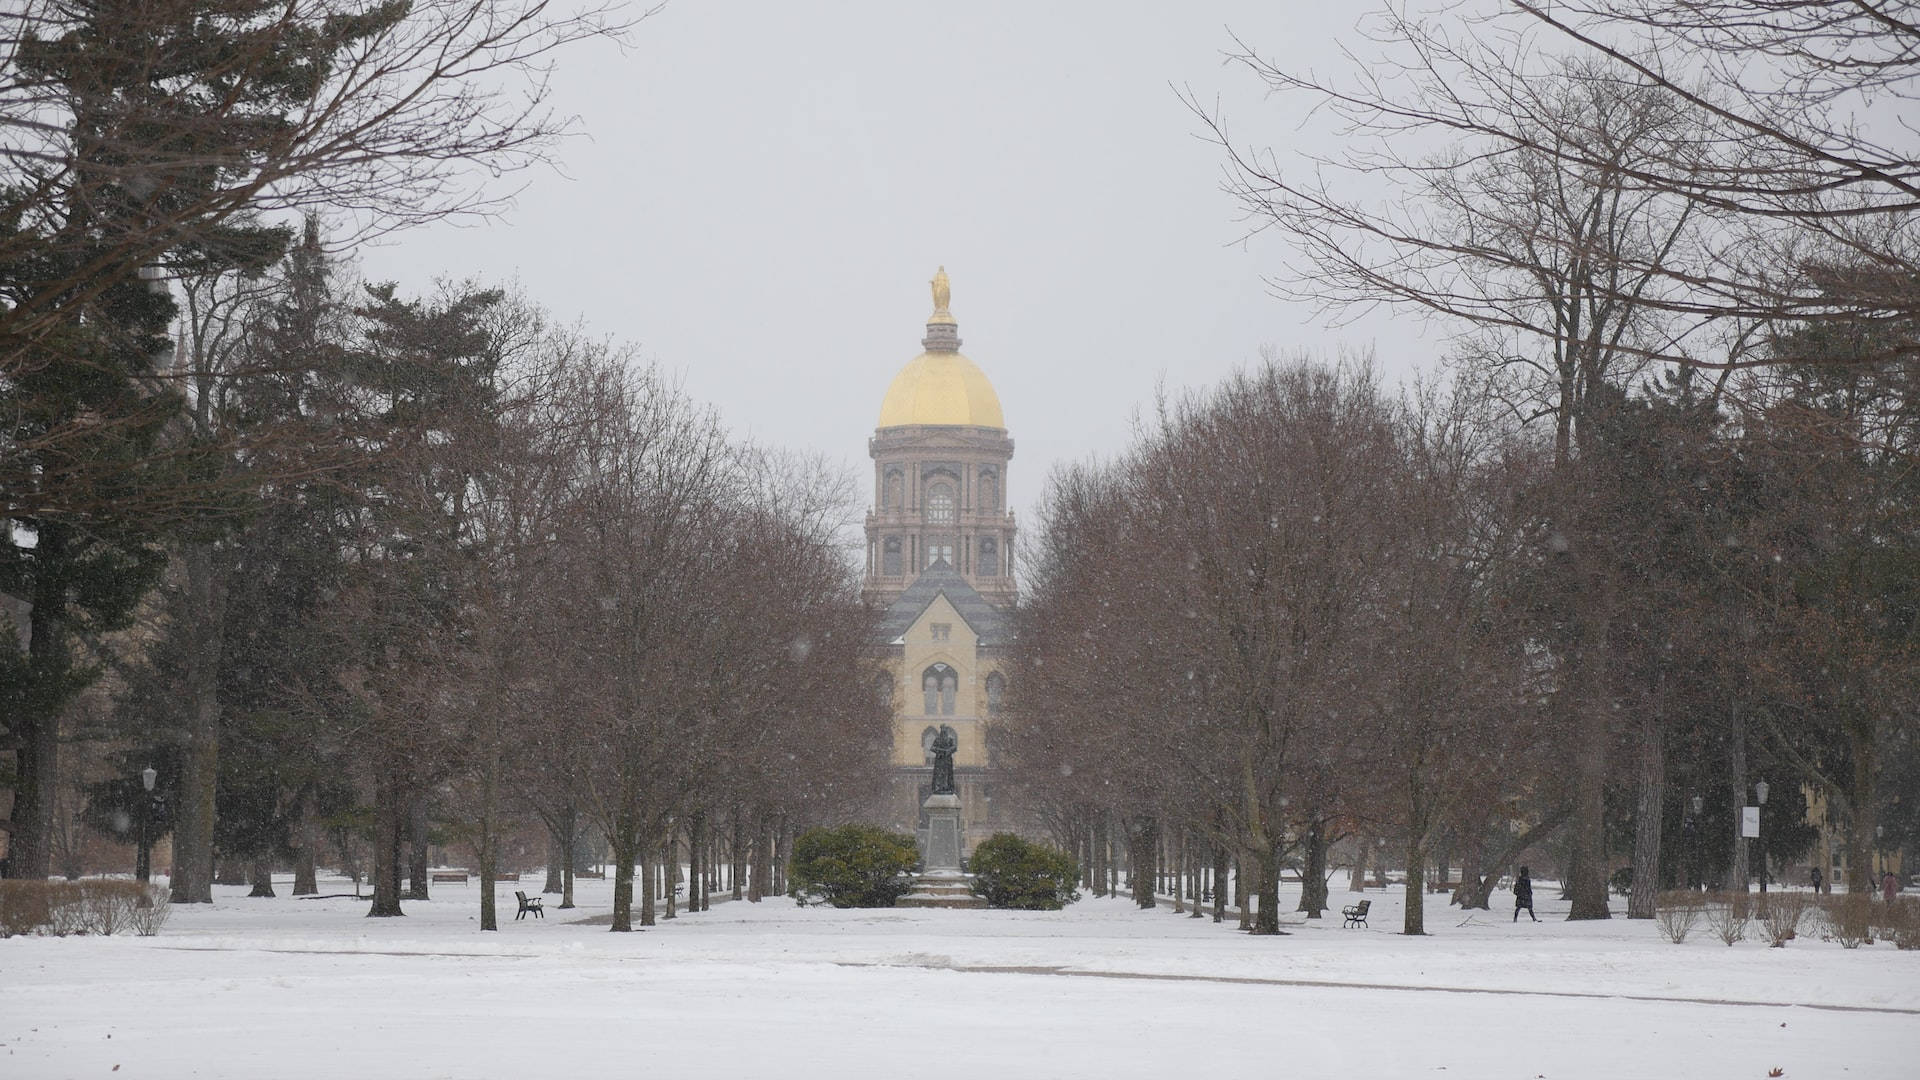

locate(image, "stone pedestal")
(922, 792), (963, 872)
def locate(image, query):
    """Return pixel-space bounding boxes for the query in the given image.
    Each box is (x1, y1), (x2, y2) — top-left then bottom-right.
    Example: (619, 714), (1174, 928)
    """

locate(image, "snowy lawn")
(5, 876), (1914, 1079)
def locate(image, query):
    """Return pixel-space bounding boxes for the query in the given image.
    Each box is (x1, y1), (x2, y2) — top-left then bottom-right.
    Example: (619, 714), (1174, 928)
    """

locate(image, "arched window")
(883, 469), (904, 509)
(921, 725), (940, 765)
(926, 540), (954, 568)
(882, 536), (902, 576)
(985, 671), (1006, 715)
(926, 481), (956, 524)
(979, 537), (999, 576)
(874, 672), (895, 711)
(922, 663), (957, 715)
(979, 468), (999, 510)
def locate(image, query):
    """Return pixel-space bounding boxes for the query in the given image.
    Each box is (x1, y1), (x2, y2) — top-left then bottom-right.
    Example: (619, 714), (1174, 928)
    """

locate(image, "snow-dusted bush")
(966, 834), (1079, 910)
(129, 885), (172, 936)
(1654, 892), (1703, 944)
(1704, 893), (1748, 946)
(1759, 893), (1810, 948)
(80, 880), (147, 936)
(788, 825), (919, 908)
(0, 881), (52, 937)
(1820, 895), (1873, 949)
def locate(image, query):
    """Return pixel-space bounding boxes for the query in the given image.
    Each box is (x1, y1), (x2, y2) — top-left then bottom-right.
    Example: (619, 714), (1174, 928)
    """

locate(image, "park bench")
(430, 871), (469, 884)
(1428, 879), (1462, 893)
(574, 869), (606, 879)
(514, 890), (544, 920)
(1341, 898), (1371, 928)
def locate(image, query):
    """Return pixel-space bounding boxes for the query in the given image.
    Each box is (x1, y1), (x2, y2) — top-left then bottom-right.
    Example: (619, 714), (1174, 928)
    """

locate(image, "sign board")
(1741, 806), (1761, 838)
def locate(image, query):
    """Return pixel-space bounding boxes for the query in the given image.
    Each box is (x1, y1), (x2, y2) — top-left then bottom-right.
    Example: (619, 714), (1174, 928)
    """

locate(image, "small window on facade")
(979, 468), (999, 510)
(921, 725), (941, 764)
(979, 537), (998, 576)
(930, 622), (951, 642)
(926, 482), (956, 524)
(882, 536), (902, 576)
(884, 469), (904, 509)
(985, 671), (1006, 715)
(874, 672), (895, 710)
(927, 541), (954, 568)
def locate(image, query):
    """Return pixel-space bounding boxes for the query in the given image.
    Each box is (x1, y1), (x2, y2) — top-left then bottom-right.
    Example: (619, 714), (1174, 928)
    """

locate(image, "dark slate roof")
(877, 560), (1011, 645)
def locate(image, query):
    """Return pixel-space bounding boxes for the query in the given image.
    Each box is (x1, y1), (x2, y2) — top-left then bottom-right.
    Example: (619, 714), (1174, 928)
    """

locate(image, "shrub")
(129, 885), (172, 937)
(0, 881), (53, 937)
(966, 833), (1079, 910)
(788, 825), (919, 908)
(1759, 892), (1811, 948)
(1885, 898), (1920, 951)
(1820, 895), (1874, 949)
(1704, 893), (1749, 946)
(45, 882), (89, 936)
(1654, 891), (1704, 944)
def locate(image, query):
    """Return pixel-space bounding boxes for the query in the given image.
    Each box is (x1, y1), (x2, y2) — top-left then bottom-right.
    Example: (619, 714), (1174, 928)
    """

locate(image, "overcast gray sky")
(356, 1), (1433, 526)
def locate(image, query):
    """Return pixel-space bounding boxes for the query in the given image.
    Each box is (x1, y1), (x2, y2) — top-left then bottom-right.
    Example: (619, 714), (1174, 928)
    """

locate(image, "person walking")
(1810, 866), (1824, 894)
(1513, 865), (1538, 922)
(1885, 870), (1900, 904)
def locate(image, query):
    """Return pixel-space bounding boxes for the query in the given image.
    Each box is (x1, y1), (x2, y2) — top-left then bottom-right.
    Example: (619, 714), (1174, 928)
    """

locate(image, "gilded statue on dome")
(930, 266), (950, 314)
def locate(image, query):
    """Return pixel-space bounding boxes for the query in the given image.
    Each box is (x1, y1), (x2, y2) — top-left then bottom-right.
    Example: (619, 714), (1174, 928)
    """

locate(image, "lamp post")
(137, 765), (158, 883)
(1753, 779), (1770, 894)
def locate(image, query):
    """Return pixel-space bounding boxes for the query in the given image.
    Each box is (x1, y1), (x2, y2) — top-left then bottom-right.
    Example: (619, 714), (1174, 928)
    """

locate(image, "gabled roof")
(878, 560), (1011, 645)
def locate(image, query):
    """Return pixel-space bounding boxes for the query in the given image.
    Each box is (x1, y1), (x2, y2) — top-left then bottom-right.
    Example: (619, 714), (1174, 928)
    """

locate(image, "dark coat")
(1514, 875), (1534, 906)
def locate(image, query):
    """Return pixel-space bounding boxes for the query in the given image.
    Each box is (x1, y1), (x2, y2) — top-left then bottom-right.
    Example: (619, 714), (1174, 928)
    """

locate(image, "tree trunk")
(1252, 843), (1282, 935)
(610, 832), (636, 932)
(367, 770), (405, 917)
(1454, 838), (1484, 909)
(731, 812), (746, 901)
(687, 813), (703, 913)
(292, 786), (318, 895)
(639, 839), (656, 928)
(1234, 854), (1250, 930)
(543, 832), (564, 894)
(1844, 723), (1878, 895)
(1563, 573), (1614, 920)
(1212, 843), (1227, 923)
(171, 540), (224, 904)
(1627, 707), (1665, 919)
(1403, 834), (1426, 935)
(1129, 816), (1157, 909)
(248, 853), (276, 898)
(406, 796), (431, 901)
(1297, 816), (1329, 917)
(1349, 838), (1368, 893)
(5, 529), (71, 881)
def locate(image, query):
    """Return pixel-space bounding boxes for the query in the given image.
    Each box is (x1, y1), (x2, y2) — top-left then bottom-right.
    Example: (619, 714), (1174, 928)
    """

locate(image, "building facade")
(866, 269), (1018, 851)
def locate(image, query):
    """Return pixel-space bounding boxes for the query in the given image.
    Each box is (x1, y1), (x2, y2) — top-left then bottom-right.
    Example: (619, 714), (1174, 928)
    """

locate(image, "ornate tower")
(865, 269), (1018, 853)
(864, 267), (1017, 610)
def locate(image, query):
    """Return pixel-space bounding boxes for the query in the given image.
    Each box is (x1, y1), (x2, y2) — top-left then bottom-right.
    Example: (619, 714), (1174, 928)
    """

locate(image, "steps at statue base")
(896, 872), (987, 909)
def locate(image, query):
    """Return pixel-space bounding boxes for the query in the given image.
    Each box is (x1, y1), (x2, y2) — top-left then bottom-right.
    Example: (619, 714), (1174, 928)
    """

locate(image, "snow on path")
(4, 878), (1914, 1079)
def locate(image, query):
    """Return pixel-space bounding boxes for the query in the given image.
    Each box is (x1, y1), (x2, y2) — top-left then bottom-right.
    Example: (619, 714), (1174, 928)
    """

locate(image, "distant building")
(864, 269), (1019, 852)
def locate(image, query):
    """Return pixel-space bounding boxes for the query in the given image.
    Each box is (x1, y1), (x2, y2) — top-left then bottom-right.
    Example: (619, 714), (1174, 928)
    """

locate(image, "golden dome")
(878, 350), (1005, 429)
(877, 267), (1005, 429)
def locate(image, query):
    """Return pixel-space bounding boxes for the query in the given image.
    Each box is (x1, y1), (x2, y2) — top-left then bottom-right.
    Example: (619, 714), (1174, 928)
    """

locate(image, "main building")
(865, 269), (1018, 850)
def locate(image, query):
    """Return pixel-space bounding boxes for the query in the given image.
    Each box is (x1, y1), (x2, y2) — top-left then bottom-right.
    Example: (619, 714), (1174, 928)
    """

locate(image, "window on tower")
(926, 541), (954, 568)
(926, 481), (956, 524)
(883, 469), (904, 509)
(922, 663), (957, 715)
(882, 536), (902, 576)
(979, 537), (998, 576)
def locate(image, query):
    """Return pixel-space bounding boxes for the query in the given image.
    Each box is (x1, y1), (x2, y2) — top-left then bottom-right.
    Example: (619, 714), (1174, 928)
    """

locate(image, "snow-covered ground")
(6, 875), (1914, 1079)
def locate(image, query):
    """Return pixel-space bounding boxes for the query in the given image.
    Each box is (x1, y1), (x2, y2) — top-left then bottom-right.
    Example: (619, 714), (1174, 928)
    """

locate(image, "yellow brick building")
(864, 269), (1017, 852)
